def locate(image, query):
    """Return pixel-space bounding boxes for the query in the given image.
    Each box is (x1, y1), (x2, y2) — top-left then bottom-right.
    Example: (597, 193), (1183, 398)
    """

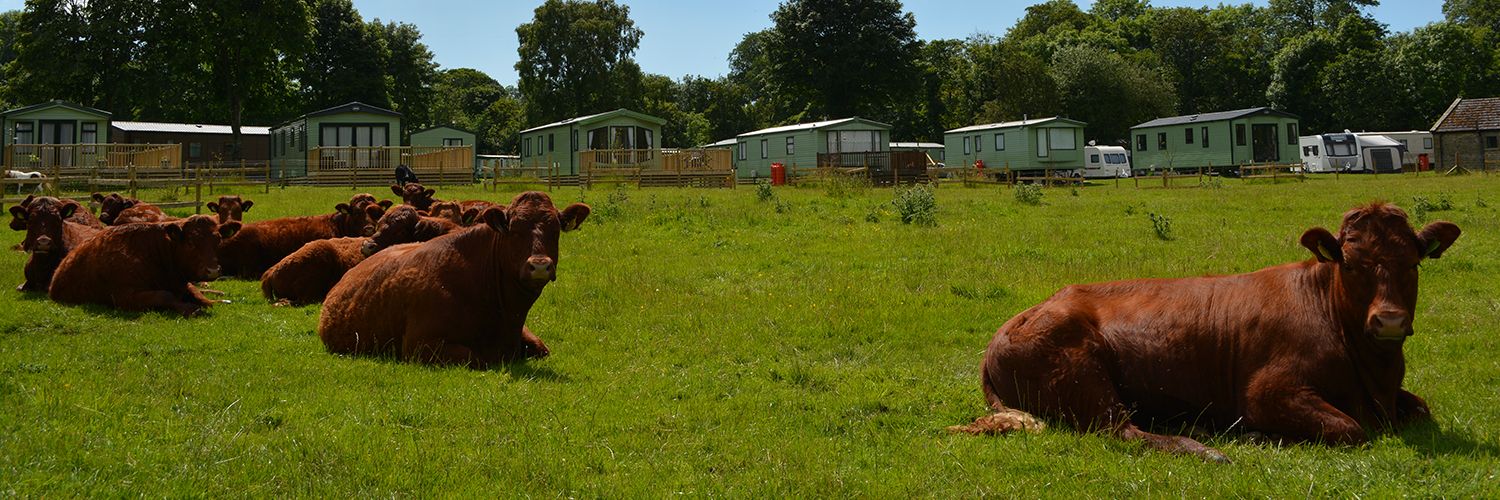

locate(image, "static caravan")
(517, 109), (665, 176)
(111, 121), (270, 164)
(1081, 145), (1131, 178)
(1355, 135), (1404, 173)
(1130, 107), (1300, 172)
(1, 100), (111, 169)
(889, 142), (944, 166)
(734, 117), (892, 178)
(943, 117), (1086, 173)
(270, 101), (402, 178)
(1355, 131), (1431, 168)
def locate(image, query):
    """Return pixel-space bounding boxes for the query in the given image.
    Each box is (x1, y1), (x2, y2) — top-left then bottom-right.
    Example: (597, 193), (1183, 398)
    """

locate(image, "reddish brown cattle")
(9, 195), (101, 230)
(113, 202), (174, 224)
(216, 202), (384, 279)
(349, 193), (393, 211)
(319, 191), (590, 367)
(49, 215), (240, 316)
(424, 201), (464, 224)
(951, 203), (1461, 463)
(92, 192), (142, 225)
(392, 183), (437, 211)
(361, 205), (462, 256)
(260, 237), (369, 306)
(206, 195), (254, 225)
(10, 197), (102, 292)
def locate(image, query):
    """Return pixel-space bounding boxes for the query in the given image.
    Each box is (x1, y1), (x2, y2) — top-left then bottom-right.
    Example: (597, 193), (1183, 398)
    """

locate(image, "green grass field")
(3, 174), (1498, 496)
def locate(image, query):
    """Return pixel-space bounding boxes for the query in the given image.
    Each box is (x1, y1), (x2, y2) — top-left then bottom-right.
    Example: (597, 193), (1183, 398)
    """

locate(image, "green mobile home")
(269, 101), (402, 178)
(2, 100), (110, 168)
(518, 109), (665, 176)
(734, 117), (892, 178)
(943, 117), (1086, 172)
(409, 125), (475, 149)
(1129, 107), (1300, 170)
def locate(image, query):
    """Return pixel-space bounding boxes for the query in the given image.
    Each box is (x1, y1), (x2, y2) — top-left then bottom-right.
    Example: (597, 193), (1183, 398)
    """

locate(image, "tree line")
(3, 0), (1499, 156)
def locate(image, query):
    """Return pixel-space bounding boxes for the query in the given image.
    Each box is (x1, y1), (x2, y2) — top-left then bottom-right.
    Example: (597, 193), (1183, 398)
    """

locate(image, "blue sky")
(0, 0), (1447, 86)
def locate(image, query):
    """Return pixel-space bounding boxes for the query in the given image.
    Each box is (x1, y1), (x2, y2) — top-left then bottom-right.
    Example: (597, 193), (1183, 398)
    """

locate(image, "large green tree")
(515, 0), (643, 124)
(764, 0), (921, 135)
(1049, 44), (1177, 143)
(301, 0), (389, 110)
(0, 10), (22, 110)
(376, 20), (439, 133)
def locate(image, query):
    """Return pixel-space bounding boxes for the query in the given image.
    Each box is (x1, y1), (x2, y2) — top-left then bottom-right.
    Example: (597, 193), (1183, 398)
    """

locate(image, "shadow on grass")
(350, 350), (571, 382)
(1396, 419), (1500, 458)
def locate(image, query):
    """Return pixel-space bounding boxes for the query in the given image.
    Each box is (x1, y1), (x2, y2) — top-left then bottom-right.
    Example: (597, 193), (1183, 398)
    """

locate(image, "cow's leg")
(518, 326), (550, 359)
(1052, 355), (1231, 463)
(183, 283), (221, 306)
(111, 290), (203, 317)
(1246, 386), (1367, 445)
(1392, 389), (1431, 427)
(401, 335), (478, 367)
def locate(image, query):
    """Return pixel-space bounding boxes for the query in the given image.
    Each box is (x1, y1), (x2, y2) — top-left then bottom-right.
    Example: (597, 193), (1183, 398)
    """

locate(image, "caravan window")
(1157, 133), (1167, 151)
(760, 139), (768, 159)
(1287, 124), (1298, 145)
(1423, 137), (1433, 149)
(1135, 134), (1146, 152)
(524, 138), (531, 157)
(974, 134), (982, 152)
(1105, 153), (1127, 164)
(826, 130), (878, 154)
(1090, 154), (1100, 164)
(1236, 124), (1246, 146)
(1201, 127), (1209, 148)
(1329, 141), (1356, 156)
(737, 142), (746, 160)
(1184, 128), (1194, 145)
(1048, 128), (1075, 150)
(14, 122), (33, 144)
(963, 136), (971, 155)
(786, 137), (795, 155)
(994, 133), (1005, 150)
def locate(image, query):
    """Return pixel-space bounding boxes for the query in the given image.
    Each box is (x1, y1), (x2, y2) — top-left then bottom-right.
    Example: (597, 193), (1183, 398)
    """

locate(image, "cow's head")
(166, 215), (240, 281)
(347, 193), (392, 211)
(481, 191), (590, 291)
(92, 192), (136, 225)
(1301, 202), (1461, 342)
(392, 183), (437, 211)
(426, 201), (464, 225)
(14, 196), (76, 254)
(205, 195), (253, 225)
(331, 202), (383, 237)
(362, 205), (423, 256)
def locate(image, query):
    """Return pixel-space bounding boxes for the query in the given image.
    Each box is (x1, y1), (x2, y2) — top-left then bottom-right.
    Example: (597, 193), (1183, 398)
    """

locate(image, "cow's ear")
(1417, 221), (1460, 259)
(20, 195), (34, 207)
(378, 199), (392, 209)
(218, 221), (242, 239)
(334, 203), (352, 214)
(206, 202), (219, 212)
(9, 205), (26, 221)
(91, 193), (104, 203)
(59, 203), (77, 219)
(560, 203), (591, 232)
(241, 200), (253, 212)
(122, 199), (136, 209)
(164, 222), (184, 241)
(462, 208), (480, 225)
(365, 204), (385, 220)
(1300, 227), (1342, 263)
(390, 185), (403, 196)
(481, 207), (510, 234)
(423, 188), (435, 198)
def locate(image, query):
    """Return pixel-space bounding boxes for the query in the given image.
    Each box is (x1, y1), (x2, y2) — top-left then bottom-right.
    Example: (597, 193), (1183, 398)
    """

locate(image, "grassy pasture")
(2, 174), (1498, 496)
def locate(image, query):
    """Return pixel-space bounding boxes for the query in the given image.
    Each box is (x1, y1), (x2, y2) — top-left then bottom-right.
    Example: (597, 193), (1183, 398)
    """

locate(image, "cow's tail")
(947, 407), (1047, 435)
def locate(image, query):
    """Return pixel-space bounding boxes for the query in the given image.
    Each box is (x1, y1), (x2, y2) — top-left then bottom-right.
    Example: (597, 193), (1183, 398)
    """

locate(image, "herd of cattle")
(8, 183), (589, 365)
(5, 188), (1467, 463)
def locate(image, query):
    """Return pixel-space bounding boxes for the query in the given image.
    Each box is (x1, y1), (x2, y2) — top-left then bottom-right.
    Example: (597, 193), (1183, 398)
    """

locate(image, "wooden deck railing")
(4, 143), (182, 170)
(306, 146), (472, 173)
(815, 151), (930, 185)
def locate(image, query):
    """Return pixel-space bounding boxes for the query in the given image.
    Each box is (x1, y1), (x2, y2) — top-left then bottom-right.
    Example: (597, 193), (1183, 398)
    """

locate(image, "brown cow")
(424, 201), (464, 224)
(92, 192), (142, 225)
(361, 205), (462, 256)
(391, 183), (437, 211)
(260, 237), (369, 306)
(10, 197), (102, 292)
(206, 195), (254, 225)
(49, 215), (240, 316)
(319, 191), (590, 367)
(10, 195), (101, 230)
(216, 202), (384, 279)
(951, 202), (1461, 463)
(349, 193), (393, 211)
(113, 202), (174, 224)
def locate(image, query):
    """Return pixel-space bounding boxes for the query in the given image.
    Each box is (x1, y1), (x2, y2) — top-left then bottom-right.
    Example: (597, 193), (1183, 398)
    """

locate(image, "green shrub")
(824, 174), (870, 199)
(1200, 177), (1224, 189)
(755, 180), (774, 202)
(1014, 183), (1043, 206)
(1149, 212), (1174, 241)
(774, 199), (791, 214)
(1411, 194), (1454, 221)
(893, 183), (937, 227)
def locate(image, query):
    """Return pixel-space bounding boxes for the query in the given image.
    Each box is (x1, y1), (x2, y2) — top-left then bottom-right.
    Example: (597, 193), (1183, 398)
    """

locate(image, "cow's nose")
(360, 241), (378, 256)
(33, 235), (52, 250)
(204, 265), (221, 280)
(1376, 312), (1407, 329)
(527, 256), (555, 279)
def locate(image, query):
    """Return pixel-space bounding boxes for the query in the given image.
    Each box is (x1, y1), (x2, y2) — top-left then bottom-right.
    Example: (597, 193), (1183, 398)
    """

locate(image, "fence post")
(128, 164), (138, 199)
(195, 164), (203, 214)
(264, 160), (271, 193)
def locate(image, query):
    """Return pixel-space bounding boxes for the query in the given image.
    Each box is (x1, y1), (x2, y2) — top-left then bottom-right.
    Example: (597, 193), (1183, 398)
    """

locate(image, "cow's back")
(49, 225), (163, 305)
(261, 237), (369, 304)
(221, 216), (336, 278)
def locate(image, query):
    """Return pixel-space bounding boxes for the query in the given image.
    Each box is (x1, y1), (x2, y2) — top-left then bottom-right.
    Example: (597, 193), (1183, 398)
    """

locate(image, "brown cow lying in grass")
(952, 202), (1461, 463)
(10, 195), (101, 230)
(261, 205), (463, 305)
(91, 192), (173, 225)
(49, 215), (240, 316)
(217, 197), (385, 279)
(319, 191), (589, 367)
(206, 195), (254, 225)
(10, 196), (102, 292)
(392, 183), (494, 222)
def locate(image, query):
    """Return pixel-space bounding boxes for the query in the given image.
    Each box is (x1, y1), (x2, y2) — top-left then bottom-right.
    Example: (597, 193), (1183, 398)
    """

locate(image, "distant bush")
(1200, 177), (1224, 189)
(774, 198), (791, 214)
(864, 206), (882, 223)
(1014, 183), (1043, 205)
(755, 180), (775, 202)
(1149, 212), (1174, 241)
(824, 174), (870, 199)
(1070, 187), (1080, 197)
(893, 183), (937, 226)
(1411, 194), (1454, 221)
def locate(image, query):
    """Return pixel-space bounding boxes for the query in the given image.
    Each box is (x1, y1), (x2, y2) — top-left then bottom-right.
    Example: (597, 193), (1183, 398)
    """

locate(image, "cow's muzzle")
(526, 256), (555, 284)
(360, 240), (379, 257)
(31, 235), (53, 253)
(201, 265), (221, 281)
(1368, 311), (1411, 341)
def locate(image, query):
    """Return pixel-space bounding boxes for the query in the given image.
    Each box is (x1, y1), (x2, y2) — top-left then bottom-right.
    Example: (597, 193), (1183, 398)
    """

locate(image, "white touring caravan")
(1355, 131), (1431, 169)
(1080, 145), (1131, 178)
(1299, 132), (1360, 173)
(1300, 131), (1405, 173)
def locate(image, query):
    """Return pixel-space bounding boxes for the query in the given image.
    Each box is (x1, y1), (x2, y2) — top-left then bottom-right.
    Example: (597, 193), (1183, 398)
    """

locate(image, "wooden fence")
(4, 143), (182, 170)
(1, 163), (274, 214)
(814, 151), (930, 186)
(303, 146), (474, 186)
